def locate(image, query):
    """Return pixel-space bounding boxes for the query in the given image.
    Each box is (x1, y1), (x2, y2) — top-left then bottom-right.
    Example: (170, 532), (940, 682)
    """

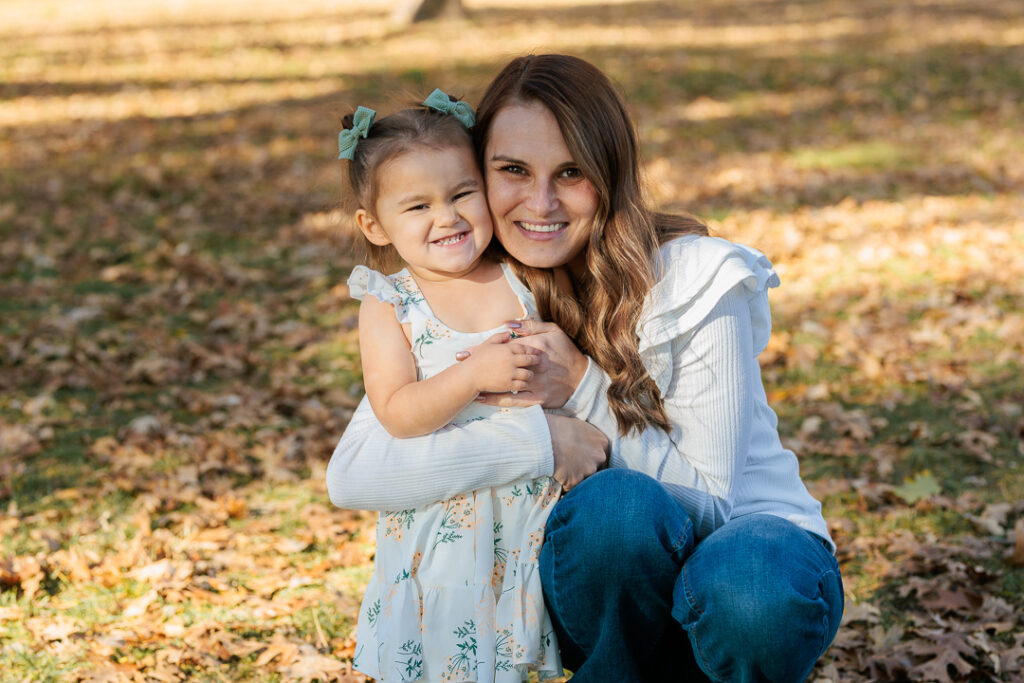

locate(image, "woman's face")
(483, 101), (599, 272)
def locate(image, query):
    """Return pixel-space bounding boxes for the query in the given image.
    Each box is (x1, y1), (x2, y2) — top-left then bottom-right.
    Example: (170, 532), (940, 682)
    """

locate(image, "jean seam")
(545, 506), (586, 659)
(816, 568), (840, 657)
(669, 516), (692, 557)
(680, 564), (729, 683)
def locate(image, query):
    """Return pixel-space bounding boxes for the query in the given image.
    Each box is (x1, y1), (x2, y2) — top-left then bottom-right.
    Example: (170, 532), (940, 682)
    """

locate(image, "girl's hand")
(457, 321), (589, 409)
(460, 332), (540, 394)
(546, 414), (608, 490)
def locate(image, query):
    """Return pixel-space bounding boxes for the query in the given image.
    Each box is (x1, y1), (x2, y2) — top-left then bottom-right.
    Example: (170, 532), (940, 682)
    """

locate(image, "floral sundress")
(347, 263), (563, 683)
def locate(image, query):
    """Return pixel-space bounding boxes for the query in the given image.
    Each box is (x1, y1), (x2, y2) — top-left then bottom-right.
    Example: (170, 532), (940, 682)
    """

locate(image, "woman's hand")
(456, 320), (589, 409)
(546, 414), (608, 490)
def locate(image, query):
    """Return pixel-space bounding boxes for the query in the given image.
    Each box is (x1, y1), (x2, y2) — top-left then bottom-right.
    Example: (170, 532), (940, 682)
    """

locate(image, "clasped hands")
(454, 320), (608, 490)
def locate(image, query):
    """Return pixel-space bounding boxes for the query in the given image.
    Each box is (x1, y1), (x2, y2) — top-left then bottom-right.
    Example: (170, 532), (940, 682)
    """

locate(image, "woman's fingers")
(506, 320), (559, 337)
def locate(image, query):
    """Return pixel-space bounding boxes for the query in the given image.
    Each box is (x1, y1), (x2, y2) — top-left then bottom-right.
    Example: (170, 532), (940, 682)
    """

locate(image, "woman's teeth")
(518, 222), (566, 233)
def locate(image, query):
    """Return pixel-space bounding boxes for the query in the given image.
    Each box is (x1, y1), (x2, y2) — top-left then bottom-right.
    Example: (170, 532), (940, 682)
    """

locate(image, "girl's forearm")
(374, 363), (479, 438)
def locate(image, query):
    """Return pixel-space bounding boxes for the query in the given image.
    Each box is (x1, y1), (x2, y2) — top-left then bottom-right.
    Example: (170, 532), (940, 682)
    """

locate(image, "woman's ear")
(355, 209), (391, 246)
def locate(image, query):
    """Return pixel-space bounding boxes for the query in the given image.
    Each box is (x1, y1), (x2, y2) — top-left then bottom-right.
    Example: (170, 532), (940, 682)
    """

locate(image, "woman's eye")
(500, 164), (526, 175)
(560, 167), (583, 179)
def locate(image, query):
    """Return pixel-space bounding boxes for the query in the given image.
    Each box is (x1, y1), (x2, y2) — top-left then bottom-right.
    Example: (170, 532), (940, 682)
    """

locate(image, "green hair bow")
(422, 89), (475, 128)
(338, 106), (375, 160)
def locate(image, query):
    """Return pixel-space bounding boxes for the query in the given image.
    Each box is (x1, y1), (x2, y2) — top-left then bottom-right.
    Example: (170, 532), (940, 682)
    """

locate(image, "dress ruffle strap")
(347, 265), (420, 324)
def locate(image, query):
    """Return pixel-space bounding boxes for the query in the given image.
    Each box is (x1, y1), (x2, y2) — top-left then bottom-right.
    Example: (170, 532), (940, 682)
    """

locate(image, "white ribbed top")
(326, 235), (832, 551)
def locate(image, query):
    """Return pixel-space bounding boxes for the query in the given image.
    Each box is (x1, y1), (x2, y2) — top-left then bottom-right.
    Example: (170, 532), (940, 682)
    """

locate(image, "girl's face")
(483, 101), (599, 274)
(356, 144), (492, 281)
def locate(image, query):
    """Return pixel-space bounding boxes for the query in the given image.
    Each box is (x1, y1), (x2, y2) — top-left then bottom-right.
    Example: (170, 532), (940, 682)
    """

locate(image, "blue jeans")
(539, 469), (843, 682)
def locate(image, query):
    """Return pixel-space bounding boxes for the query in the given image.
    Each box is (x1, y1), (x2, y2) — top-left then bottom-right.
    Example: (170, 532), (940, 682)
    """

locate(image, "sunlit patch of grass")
(788, 141), (917, 171)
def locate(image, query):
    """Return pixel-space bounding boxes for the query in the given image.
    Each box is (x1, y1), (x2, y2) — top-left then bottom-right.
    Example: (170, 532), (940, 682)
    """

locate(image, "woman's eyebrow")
(489, 154), (528, 165)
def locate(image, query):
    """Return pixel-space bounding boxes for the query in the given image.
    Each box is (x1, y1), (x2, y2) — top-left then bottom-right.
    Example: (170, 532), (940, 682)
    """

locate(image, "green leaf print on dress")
(390, 274), (425, 307)
(384, 509), (416, 540)
(433, 494), (474, 549)
(365, 598), (382, 627)
(396, 640), (424, 680)
(443, 620), (478, 681)
(412, 318), (451, 355)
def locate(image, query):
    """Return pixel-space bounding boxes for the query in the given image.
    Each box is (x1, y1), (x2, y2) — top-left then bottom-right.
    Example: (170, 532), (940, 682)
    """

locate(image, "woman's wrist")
(561, 357), (611, 422)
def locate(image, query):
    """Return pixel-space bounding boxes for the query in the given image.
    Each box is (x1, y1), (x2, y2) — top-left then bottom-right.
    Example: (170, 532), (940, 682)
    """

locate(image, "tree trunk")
(392, 0), (464, 24)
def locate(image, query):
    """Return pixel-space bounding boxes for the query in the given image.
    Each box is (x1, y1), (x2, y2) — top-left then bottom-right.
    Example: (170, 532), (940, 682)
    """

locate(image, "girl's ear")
(355, 209), (391, 246)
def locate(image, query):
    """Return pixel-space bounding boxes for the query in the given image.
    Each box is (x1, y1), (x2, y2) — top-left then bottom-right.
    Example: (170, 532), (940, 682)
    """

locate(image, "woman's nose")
(524, 180), (559, 215)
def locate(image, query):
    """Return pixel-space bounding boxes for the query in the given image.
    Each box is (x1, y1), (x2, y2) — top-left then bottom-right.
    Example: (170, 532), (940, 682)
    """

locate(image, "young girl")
(339, 90), (562, 682)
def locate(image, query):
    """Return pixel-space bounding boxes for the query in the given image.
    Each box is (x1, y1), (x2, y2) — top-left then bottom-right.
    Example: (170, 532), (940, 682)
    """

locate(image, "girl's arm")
(561, 286), (756, 538)
(359, 295), (539, 438)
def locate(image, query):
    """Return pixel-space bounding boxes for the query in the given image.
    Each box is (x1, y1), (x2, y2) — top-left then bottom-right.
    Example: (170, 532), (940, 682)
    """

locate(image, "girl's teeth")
(435, 234), (464, 245)
(519, 222), (566, 233)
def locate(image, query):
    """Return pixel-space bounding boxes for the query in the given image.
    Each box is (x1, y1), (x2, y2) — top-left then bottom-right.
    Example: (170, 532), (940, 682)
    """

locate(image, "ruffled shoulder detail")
(638, 235), (780, 394)
(347, 265), (424, 324)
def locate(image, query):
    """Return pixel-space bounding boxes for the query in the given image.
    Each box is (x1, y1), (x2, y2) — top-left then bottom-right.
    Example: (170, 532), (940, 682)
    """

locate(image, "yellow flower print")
(434, 494), (476, 548)
(527, 528), (544, 563)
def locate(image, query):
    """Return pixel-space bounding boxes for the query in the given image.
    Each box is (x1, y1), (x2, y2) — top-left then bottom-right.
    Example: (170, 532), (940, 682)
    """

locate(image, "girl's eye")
(453, 190), (474, 201)
(405, 203), (428, 212)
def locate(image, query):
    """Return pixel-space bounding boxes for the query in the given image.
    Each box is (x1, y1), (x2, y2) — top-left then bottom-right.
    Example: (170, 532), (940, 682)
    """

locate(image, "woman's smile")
(515, 220), (569, 237)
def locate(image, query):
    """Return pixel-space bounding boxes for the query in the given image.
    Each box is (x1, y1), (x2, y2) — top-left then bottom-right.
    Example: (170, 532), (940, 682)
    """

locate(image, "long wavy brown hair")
(473, 54), (708, 436)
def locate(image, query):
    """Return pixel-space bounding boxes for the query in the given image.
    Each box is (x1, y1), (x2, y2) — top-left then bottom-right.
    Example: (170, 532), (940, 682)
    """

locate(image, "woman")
(327, 54), (843, 682)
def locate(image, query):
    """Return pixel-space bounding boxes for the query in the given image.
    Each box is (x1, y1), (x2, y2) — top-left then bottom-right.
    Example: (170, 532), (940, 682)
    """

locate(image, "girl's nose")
(435, 203), (460, 227)
(525, 179), (559, 215)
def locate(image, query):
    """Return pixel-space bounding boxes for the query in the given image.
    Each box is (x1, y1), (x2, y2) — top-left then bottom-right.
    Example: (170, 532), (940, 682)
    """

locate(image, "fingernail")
(505, 321), (522, 329)
(455, 351), (469, 360)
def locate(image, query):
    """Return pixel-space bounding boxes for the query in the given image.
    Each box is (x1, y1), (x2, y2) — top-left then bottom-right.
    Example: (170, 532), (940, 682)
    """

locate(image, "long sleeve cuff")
(562, 357), (611, 426)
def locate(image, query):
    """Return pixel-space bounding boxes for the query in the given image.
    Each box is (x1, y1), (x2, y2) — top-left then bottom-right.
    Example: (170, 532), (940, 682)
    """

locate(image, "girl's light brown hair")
(342, 100), (474, 271)
(473, 54), (708, 436)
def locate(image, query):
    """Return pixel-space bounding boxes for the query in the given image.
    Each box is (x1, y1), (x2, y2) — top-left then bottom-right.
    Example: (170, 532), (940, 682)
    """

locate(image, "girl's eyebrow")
(395, 179), (478, 205)
(452, 178), (479, 192)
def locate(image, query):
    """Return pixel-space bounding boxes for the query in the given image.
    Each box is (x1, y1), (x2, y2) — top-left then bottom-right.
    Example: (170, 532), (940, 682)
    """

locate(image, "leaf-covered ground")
(2, 0), (1023, 680)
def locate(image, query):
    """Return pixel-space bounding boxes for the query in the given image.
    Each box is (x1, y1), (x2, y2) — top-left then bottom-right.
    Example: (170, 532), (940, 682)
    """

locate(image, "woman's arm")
(562, 285), (756, 538)
(326, 399), (607, 510)
(326, 396), (549, 510)
(359, 296), (539, 437)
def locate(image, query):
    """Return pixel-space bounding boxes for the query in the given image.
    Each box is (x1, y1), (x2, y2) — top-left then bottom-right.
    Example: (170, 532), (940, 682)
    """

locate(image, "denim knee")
(673, 515), (844, 683)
